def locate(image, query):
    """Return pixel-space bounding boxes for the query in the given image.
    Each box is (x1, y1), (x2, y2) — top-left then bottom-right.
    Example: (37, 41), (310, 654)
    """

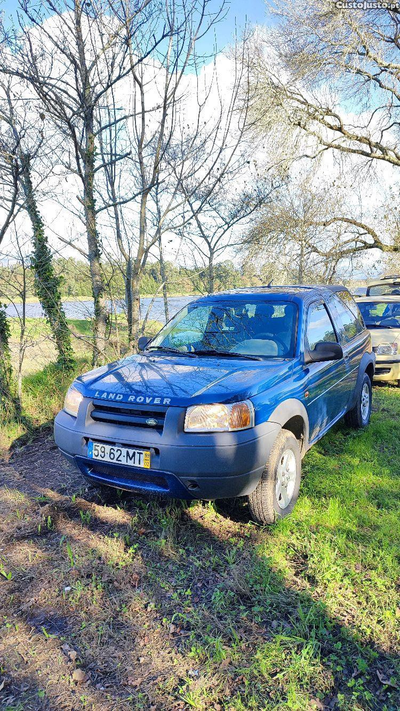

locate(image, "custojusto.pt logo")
(335, 1), (400, 7)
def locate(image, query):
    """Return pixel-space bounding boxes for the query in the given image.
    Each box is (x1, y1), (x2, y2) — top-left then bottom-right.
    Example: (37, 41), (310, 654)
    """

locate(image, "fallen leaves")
(376, 669), (398, 689)
(219, 658), (231, 670)
(61, 643), (79, 663)
(72, 668), (87, 684)
(127, 675), (144, 688)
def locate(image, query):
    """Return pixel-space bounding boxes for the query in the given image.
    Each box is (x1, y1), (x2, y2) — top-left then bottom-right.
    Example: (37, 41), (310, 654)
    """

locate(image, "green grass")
(0, 375), (399, 708)
(2, 317), (163, 452)
(8, 315), (163, 346)
(0, 358), (91, 453)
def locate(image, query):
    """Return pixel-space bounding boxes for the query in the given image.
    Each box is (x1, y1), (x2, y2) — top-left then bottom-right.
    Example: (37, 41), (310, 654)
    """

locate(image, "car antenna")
(267, 279), (273, 287)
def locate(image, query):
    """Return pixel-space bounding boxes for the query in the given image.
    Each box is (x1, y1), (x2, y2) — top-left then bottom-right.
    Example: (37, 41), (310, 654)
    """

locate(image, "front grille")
(90, 401), (167, 431)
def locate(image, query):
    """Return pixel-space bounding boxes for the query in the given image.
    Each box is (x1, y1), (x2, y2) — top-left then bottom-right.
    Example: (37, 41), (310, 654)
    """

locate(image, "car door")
(327, 292), (368, 400)
(304, 300), (348, 443)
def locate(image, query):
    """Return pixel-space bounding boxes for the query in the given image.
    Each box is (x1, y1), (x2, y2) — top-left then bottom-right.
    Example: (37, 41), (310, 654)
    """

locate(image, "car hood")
(76, 354), (294, 406)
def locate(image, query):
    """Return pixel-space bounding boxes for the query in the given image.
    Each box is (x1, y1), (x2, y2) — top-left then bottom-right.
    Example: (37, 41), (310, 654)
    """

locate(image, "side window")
(306, 302), (337, 352)
(331, 293), (364, 343)
(337, 291), (365, 332)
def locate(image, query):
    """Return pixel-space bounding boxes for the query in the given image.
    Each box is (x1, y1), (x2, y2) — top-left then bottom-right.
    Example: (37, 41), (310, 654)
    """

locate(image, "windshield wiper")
(192, 348), (263, 361)
(145, 346), (196, 357)
(145, 346), (263, 361)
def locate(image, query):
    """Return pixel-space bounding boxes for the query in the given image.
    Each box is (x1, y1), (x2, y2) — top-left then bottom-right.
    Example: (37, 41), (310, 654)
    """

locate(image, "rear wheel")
(248, 429), (301, 525)
(345, 373), (372, 428)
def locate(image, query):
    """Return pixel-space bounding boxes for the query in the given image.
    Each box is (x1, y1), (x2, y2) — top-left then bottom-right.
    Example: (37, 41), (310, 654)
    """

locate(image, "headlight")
(374, 342), (398, 356)
(184, 400), (254, 432)
(64, 385), (83, 418)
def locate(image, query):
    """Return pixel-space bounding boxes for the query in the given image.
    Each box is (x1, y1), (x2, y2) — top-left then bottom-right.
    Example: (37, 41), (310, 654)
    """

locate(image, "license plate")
(88, 441), (151, 469)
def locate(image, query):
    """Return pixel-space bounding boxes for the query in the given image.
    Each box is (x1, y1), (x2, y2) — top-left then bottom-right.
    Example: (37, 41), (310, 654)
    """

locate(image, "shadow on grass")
(0, 464), (399, 710)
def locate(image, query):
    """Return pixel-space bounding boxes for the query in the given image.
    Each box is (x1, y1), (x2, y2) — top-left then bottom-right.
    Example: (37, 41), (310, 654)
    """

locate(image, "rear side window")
(337, 290), (365, 328)
(306, 302), (337, 351)
(331, 292), (364, 342)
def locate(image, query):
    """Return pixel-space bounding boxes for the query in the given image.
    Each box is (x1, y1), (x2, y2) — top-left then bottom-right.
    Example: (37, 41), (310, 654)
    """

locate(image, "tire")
(345, 373), (372, 429)
(248, 429), (301, 525)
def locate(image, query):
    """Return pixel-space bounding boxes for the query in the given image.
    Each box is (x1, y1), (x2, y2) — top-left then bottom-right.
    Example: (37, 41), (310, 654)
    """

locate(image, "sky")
(204, 0), (269, 50)
(0, 0), (269, 50)
(0, 0), (392, 280)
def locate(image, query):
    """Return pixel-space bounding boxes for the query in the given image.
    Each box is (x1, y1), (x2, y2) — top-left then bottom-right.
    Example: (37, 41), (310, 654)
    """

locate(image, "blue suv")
(54, 286), (375, 524)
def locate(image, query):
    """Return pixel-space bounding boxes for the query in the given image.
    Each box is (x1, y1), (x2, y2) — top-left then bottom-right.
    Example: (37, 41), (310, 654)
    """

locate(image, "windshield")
(367, 284), (400, 296)
(358, 301), (400, 328)
(148, 300), (298, 358)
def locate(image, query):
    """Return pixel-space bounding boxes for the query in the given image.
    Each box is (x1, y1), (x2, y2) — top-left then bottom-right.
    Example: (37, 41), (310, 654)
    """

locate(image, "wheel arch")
(348, 353), (376, 410)
(365, 361), (375, 382)
(268, 399), (309, 455)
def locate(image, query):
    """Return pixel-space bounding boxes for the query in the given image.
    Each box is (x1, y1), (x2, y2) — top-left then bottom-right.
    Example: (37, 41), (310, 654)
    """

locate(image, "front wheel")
(248, 429), (301, 525)
(345, 373), (372, 429)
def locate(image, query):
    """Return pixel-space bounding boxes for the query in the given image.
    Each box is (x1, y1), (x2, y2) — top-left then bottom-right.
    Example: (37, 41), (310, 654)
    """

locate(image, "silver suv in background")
(366, 274), (400, 297)
(356, 296), (400, 384)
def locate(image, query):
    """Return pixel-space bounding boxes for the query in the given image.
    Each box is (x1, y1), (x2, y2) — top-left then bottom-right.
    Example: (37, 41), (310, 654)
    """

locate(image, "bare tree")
(0, 94), (20, 246)
(0, 126), (20, 415)
(96, 33), (261, 346)
(0, 232), (32, 399)
(241, 175), (363, 284)
(176, 168), (277, 293)
(0, 77), (75, 369)
(248, 2), (400, 256)
(1, 0), (175, 362)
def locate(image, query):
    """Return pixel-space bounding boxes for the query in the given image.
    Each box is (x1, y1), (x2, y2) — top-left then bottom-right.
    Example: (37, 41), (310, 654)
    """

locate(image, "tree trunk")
(125, 257), (134, 344)
(0, 306), (21, 421)
(131, 267), (141, 351)
(298, 238), (304, 284)
(20, 153), (75, 371)
(83, 125), (108, 365)
(108, 165), (133, 345)
(18, 264), (27, 401)
(130, 191), (149, 351)
(74, 2), (107, 364)
(208, 251), (215, 293)
(158, 233), (169, 321)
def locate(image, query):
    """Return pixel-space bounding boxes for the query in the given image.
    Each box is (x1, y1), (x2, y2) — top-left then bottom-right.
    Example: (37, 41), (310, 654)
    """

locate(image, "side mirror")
(304, 341), (343, 364)
(138, 335), (151, 351)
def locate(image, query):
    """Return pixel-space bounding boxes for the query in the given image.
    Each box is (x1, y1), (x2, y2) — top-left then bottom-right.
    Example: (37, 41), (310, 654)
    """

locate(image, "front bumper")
(373, 359), (400, 382)
(54, 403), (280, 500)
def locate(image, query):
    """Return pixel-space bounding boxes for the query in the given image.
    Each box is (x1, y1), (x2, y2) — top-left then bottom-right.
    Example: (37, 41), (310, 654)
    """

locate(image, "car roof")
(193, 285), (349, 305)
(356, 295), (400, 303)
(367, 274), (400, 286)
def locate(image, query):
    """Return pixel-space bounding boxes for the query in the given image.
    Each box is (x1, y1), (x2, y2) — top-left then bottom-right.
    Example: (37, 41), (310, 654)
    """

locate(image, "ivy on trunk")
(0, 306), (21, 421)
(21, 153), (75, 371)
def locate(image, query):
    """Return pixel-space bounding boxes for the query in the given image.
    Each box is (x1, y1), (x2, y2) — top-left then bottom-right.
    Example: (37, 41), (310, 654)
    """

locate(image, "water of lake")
(5, 296), (197, 324)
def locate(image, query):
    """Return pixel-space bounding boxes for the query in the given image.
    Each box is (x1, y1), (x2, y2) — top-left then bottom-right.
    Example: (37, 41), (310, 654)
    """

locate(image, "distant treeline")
(0, 257), (258, 300)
